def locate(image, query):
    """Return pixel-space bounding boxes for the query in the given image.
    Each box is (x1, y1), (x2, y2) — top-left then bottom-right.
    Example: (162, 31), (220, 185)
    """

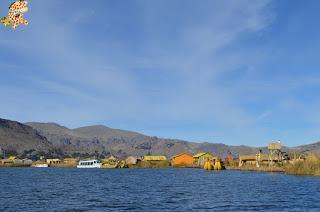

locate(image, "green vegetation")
(285, 155), (320, 176)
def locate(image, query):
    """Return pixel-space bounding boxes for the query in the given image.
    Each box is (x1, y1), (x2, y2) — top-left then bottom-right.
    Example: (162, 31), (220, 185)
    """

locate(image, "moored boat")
(77, 160), (101, 168)
(31, 163), (48, 168)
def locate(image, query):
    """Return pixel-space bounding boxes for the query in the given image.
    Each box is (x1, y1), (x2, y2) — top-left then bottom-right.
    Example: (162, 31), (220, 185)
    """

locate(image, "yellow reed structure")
(203, 161), (213, 170)
(214, 161), (222, 170)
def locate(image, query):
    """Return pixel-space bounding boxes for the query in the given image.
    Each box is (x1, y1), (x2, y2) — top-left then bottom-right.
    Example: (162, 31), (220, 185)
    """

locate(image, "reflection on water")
(0, 168), (319, 211)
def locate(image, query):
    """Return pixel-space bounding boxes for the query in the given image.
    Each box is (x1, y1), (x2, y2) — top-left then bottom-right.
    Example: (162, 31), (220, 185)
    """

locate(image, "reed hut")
(107, 155), (118, 164)
(239, 153), (284, 167)
(193, 152), (213, 167)
(101, 155), (119, 168)
(0, 159), (13, 165)
(46, 159), (62, 165)
(171, 153), (194, 167)
(239, 154), (257, 167)
(141, 156), (169, 168)
(13, 159), (32, 166)
(125, 156), (139, 165)
(143, 156), (167, 161)
(63, 158), (79, 165)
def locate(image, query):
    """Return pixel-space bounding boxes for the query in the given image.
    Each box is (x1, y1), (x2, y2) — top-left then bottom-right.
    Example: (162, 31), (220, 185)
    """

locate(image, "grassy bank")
(285, 155), (320, 176)
(226, 154), (320, 176)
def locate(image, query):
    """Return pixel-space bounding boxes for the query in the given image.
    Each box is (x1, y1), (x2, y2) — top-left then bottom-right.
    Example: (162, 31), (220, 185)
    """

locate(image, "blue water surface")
(0, 168), (319, 211)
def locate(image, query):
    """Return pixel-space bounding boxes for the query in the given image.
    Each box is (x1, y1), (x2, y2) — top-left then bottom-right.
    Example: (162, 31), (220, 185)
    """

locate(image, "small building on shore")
(239, 154), (285, 167)
(239, 154), (257, 166)
(0, 158), (32, 166)
(46, 159), (62, 165)
(13, 159), (32, 165)
(193, 152), (213, 167)
(171, 153), (194, 167)
(0, 159), (13, 165)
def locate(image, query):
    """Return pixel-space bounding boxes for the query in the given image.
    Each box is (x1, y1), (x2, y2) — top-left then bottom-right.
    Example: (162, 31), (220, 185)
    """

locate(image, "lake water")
(0, 168), (319, 211)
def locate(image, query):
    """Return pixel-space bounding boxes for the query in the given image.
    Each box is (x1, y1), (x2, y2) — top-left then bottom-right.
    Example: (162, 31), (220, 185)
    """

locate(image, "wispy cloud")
(4, 0), (319, 146)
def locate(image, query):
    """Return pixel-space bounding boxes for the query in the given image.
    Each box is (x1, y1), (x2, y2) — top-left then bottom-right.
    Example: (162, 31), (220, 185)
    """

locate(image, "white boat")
(77, 160), (101, 168)
(32, 163), (48, 168)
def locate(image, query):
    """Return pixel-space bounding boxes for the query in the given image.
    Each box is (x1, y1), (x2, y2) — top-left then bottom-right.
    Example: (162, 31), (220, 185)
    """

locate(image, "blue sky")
(1, 0), (320, 147)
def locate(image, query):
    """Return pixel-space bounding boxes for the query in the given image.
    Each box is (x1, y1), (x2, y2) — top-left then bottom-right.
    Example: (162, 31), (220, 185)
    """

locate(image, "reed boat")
(31, 163), (48, 168)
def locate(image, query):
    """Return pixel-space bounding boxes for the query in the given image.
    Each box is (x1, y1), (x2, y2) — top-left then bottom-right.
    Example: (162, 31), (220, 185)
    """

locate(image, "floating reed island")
(285, 154), (320, 176)
(0, 152), (225, 170)
(1, 142), (320, 176)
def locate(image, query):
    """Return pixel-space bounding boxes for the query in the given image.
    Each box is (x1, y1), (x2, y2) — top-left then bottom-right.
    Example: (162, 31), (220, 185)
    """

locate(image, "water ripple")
(0, 168), (320, 211)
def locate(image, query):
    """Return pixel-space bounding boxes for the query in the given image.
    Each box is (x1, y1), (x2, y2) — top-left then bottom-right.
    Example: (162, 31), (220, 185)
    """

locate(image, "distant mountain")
(294, 142), (320, 154)
(25, 122), (259, 158)
(0, 118), (319, 159)
(0, 118), (53, 158)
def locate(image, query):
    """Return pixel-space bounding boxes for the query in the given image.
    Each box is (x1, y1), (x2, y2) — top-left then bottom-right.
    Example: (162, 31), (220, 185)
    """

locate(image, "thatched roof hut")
(125, 156), (138, 165)
(193, 152), (213, 167)
(143, 155), (167, 161)
(101, 155), (119, 166)
(107, 155), (117, 161)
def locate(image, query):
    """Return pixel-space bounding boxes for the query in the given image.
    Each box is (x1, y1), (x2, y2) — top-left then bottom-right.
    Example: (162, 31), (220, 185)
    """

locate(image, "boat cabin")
(77, 159), (101, 168)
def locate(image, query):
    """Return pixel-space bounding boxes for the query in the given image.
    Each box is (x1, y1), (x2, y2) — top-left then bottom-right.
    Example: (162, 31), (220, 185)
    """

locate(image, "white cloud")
(0, 0), (276, 145)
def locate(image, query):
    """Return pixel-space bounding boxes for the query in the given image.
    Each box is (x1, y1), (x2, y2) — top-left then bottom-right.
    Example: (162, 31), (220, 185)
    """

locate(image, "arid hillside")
(0, 118), (318, 159)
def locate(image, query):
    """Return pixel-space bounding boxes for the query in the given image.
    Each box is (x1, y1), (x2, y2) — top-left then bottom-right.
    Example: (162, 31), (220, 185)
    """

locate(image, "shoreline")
(2, 163), (320, 177)
(225, 165), (285, 173)
(0, 165), (320, 177)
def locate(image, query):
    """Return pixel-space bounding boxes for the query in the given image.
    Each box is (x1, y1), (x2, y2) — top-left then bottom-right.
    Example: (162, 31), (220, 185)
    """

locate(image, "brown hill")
(1, 118), (316, 159)
(26, 122), (259, 158)
(293, 142), (320, 154)
(0, 118), (53, 158)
